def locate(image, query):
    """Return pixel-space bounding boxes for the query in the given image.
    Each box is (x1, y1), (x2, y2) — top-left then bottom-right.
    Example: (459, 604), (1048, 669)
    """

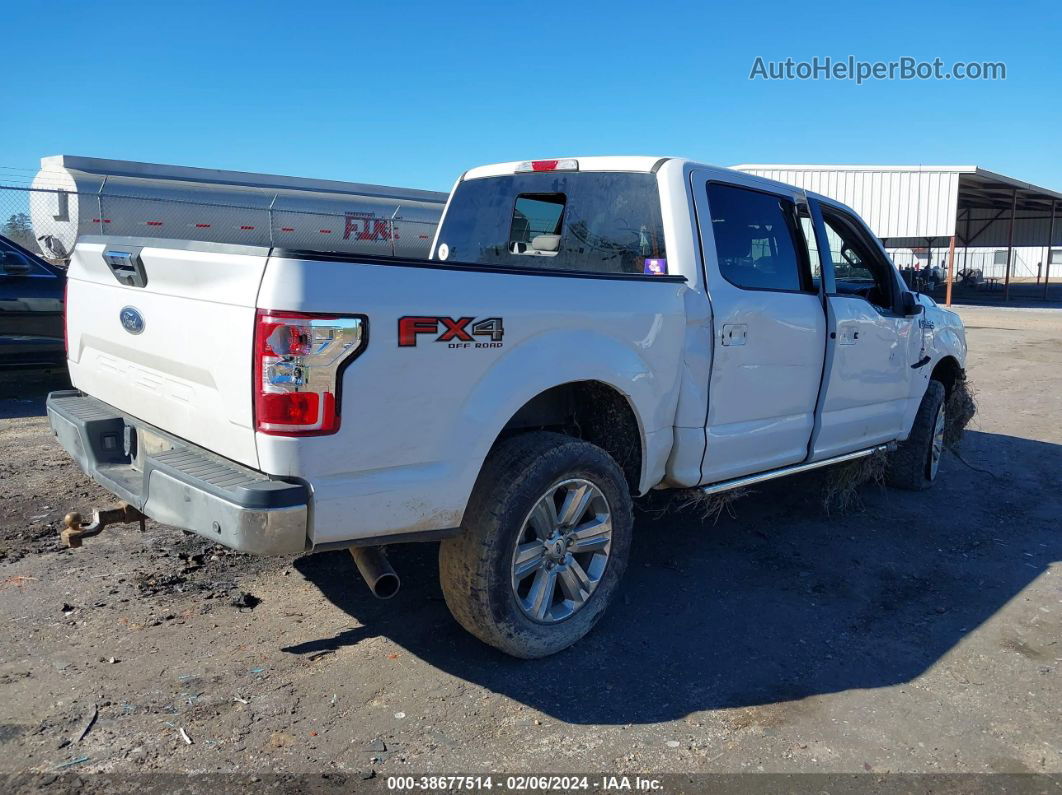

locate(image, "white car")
(48, 156), (967, 657)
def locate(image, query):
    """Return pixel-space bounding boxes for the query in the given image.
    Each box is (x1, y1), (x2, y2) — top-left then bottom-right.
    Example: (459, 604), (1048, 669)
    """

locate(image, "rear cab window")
(434, 171), (667, 276)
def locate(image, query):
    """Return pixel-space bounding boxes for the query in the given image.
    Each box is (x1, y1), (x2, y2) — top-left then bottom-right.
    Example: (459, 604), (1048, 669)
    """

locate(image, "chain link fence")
(0, 184), (442, 265)
(887, 244), (1058, 282)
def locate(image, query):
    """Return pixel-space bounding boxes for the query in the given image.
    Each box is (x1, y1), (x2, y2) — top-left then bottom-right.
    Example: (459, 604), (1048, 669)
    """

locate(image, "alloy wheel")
(510, 478), (613, 623)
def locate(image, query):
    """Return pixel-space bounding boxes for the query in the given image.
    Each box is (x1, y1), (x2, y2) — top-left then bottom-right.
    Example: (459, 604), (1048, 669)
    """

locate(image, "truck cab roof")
(460, 157), (863, 239)
(463, 156), (671, 180)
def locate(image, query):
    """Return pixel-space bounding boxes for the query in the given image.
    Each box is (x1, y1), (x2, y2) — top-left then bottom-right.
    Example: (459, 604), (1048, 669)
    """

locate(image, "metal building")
(732, 164), (1062, 303)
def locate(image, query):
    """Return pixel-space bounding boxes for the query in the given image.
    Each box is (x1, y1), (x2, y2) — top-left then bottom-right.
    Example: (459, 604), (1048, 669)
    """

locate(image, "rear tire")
(439, 431), (633, 658)
(886, 380), (946, 491)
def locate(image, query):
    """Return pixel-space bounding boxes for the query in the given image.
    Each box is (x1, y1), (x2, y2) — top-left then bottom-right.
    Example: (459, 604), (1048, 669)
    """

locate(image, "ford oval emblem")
(119, 306), (145, 335)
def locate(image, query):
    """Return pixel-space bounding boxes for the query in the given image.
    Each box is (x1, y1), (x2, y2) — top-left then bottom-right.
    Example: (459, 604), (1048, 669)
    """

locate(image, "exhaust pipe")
(349, 546), (401, 599)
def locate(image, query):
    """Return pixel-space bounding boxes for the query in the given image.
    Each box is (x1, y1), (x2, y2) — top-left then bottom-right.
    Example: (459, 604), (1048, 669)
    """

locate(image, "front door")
(810, 204), (919, 459)
(692, 175), (827, 483)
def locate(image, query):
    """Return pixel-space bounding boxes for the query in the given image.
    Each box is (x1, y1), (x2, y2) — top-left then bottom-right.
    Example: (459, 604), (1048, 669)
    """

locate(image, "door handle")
(721, 323), (747, 346)
(838, 325), (860, 345)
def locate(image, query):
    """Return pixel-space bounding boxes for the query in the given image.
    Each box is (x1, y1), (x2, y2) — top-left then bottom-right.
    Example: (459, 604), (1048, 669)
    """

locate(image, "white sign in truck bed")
(48, 156), (967, 657)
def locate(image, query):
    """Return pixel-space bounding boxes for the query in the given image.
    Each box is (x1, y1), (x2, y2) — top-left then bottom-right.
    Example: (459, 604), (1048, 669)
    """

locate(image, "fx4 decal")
(398, 316), (505, 348)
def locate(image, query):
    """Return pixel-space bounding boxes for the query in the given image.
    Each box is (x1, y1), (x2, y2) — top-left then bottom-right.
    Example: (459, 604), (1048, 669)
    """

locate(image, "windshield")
(434, 171), (667, 275)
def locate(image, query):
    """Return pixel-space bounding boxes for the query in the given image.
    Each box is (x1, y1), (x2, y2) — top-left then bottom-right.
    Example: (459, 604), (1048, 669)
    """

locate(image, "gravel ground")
(0, 306), (1059, 780)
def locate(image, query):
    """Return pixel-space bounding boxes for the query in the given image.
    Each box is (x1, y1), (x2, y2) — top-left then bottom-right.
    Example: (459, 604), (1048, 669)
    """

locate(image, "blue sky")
(2, 0), (1059, 193)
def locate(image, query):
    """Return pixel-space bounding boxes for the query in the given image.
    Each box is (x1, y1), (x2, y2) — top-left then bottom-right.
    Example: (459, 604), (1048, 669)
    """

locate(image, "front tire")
(439, 432), (633, 658)
(886, 380), (946, 491)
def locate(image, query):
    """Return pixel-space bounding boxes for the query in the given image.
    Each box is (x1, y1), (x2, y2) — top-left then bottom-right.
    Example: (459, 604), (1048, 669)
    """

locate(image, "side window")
(798, 209), (822, 288)
(706, 183), (810, 292)
(822, 212), (895, 311)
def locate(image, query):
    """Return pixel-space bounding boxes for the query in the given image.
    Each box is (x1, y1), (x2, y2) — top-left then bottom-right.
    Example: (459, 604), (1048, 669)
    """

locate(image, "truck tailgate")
(65, 241), (267, 468)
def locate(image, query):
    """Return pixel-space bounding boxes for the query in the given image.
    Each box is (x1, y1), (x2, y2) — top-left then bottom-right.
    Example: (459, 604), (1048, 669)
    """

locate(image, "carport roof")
(732, 164), (1062, 240)
(738, 164), (1062, 210)
(950, 166), (1062, 212)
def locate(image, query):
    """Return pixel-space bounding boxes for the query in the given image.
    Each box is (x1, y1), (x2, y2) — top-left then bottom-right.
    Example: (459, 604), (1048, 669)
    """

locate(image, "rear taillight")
(254, 310), (366, 436)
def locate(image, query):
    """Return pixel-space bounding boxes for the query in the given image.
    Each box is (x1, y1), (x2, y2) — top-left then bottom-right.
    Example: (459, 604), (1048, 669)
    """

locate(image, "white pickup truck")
(48, 156), (967, 657)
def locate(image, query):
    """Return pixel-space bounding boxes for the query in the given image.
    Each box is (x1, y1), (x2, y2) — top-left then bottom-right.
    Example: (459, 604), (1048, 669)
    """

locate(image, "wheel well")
(931, 356), (962, 398)
(496, 381), (642, 493)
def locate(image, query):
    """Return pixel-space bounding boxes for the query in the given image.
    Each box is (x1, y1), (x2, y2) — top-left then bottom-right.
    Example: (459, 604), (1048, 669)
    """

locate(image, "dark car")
(0, 235), (66, 368)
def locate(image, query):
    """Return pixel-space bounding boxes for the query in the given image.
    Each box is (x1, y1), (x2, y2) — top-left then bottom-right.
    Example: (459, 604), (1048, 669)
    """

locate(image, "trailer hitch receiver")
(61, 503), (146, 548)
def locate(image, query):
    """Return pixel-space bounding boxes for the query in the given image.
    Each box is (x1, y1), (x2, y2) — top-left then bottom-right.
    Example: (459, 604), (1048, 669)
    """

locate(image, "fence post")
(1003, 188), (1017, 301)
(96, 176), (109, 244)
(1045, 198), (1057, 301)
(268, 192), (278, 249)
(390, 206), (401, 258)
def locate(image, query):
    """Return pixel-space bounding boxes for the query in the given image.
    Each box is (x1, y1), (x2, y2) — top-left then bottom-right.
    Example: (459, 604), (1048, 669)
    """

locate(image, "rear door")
(809, 204), (919, 458)
(692, 174), (826, 483)
(65, 240), (268, 467)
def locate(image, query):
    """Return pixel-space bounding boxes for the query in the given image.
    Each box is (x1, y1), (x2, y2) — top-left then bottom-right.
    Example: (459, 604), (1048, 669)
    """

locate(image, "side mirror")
(0, 251), (32, 276)
(901, 291), (924, 317)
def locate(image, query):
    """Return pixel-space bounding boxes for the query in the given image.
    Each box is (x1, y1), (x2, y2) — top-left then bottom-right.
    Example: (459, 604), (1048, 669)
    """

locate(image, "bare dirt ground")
(0, 306), (1059, 782)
